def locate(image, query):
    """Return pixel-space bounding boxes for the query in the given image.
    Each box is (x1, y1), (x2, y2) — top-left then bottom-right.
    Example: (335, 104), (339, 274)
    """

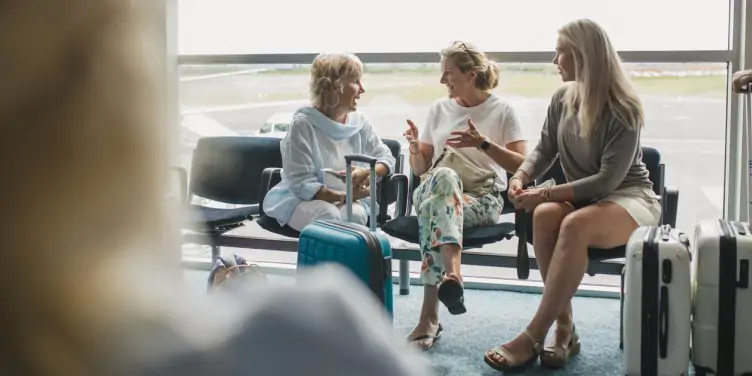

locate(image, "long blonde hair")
(0, 1), (181, 375)
(558, 19), (644, 137)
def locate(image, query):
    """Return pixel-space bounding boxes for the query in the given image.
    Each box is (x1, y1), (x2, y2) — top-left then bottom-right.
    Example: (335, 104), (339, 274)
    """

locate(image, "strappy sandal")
(438, 274), (466, 315)
(408, 323), (443, 351)
(483, 330), (543, 372)
(540, 323), (580, 369)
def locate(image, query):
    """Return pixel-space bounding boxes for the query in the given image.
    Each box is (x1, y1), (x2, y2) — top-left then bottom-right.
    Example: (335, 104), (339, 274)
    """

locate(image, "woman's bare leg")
(486, 202), (639, 367)
(531, 202), (576, 348)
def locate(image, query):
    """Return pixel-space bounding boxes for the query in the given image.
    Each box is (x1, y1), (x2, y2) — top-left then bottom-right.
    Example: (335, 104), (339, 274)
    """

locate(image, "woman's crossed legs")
(408, 167), (501, 350)
(484, 201), (639, 371)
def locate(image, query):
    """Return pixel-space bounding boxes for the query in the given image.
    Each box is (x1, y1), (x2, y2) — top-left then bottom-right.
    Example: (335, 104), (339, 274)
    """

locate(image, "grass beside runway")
(179, 70), (727, 110)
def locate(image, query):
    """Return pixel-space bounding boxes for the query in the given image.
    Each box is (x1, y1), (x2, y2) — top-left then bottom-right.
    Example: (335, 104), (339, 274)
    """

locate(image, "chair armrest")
(390, 174), (409, 218)
(168, 166), (188, 204)
(662, 186), (679, 228)
(376, 174), (394, 225)
(259, 167), (282, 216)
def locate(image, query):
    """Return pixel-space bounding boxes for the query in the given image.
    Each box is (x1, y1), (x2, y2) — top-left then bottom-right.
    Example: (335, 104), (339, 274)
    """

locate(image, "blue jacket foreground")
(263, 106), (396, 227)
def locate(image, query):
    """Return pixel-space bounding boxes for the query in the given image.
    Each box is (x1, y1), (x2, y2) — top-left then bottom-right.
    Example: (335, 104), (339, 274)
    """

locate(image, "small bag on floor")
(207, 253), (266, 293)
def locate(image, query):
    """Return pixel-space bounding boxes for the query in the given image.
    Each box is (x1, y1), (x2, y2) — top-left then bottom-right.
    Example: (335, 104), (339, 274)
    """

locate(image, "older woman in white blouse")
(263, 52), (396, 231)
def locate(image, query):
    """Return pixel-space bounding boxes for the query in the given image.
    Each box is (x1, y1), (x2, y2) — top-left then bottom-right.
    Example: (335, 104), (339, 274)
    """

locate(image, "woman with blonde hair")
(263, 52), (396, 231)
(483, 19), (661, 371)
(402, 41), (527, 350)
(0, 2), (428, 375)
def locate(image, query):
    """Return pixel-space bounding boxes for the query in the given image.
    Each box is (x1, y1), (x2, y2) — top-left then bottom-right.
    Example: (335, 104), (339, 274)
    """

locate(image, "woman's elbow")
(290, 181), (322, 201)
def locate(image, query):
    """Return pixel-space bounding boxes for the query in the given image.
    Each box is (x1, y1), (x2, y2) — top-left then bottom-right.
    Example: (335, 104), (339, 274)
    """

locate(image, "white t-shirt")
(419, 94), (525, 191)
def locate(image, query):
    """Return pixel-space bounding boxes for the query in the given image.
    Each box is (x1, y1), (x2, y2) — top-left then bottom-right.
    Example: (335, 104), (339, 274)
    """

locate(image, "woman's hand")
(507, 177), (524, 202)
(350, 167), (370, 189)
(512, 188), (547, 212)
(403, 119), (420, 154)
(445, 118), (485, 149)
(344, 185), (370, 202)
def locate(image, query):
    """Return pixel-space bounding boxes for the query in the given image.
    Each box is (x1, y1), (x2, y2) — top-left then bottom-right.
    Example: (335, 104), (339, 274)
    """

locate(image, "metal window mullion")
(726, 0), (746, 221)
(178, 50), (732, 66)
(739, 0), (752, 222)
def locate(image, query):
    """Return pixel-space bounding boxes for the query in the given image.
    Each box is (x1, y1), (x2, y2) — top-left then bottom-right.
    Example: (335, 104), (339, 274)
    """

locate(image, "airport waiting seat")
(257, 138), (404, 237)
(173, 136), (283, 260)
(381, 170), (532, 295)
(518, 146), (679, 349)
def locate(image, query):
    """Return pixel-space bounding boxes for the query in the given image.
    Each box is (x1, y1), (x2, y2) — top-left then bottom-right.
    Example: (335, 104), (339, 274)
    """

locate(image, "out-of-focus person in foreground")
(0, 2), (429, 376)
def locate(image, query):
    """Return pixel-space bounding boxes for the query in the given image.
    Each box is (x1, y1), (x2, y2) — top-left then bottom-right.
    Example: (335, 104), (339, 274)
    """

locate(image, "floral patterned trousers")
(412, 167), (503, 286)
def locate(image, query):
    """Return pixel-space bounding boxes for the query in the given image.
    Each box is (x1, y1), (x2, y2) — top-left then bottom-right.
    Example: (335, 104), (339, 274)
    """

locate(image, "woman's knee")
(340, 203), (368, 225)
(533, 202), (571, 233)
(429, 167), (461, 188)
(306, 201), (342, 222)
(558, 210), (591, 244)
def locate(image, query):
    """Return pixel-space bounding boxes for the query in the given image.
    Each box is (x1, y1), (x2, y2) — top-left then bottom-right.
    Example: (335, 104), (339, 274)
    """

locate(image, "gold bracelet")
(542, 187), (552, 202)
(509, 176), (523, 185)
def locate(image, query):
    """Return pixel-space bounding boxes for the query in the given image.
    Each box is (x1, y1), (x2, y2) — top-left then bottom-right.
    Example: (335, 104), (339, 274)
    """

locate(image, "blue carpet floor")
(186, 270), (695, 376)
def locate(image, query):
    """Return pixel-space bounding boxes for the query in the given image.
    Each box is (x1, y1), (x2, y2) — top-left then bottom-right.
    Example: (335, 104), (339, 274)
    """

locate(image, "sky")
(178, 0), (732, 54)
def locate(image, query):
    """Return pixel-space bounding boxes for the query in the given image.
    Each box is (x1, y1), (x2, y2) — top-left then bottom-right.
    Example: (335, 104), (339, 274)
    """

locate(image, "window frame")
(170, 0), (751, 283)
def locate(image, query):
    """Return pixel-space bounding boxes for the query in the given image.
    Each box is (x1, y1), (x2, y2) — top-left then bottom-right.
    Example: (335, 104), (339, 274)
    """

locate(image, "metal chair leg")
(399, 259), (410, 295)
(620, 266), (625, 350)
(211, 245), (221, 262)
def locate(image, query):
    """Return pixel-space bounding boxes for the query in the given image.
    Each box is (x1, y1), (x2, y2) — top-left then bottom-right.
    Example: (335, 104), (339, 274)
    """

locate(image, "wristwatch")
(478, 139), (491, 151)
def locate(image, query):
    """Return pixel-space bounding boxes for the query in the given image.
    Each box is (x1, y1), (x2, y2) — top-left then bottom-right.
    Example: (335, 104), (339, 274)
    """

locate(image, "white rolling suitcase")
(623, 225), (692, 376)
(691, 219), (752, 376)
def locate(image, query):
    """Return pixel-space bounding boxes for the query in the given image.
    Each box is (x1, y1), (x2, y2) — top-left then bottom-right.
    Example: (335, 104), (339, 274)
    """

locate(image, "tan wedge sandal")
(540, 323), (581, 369)
(483, 330), (543, 372)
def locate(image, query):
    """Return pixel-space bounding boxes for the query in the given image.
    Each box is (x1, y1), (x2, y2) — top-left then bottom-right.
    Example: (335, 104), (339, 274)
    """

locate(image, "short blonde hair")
(440, 41), (500, 92)
(309, 52), (363, 108)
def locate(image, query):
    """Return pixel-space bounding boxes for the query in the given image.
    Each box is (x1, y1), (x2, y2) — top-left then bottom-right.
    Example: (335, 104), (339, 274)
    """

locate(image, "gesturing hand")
(445, 118), (485, 149)
(403, 119), (420, 154)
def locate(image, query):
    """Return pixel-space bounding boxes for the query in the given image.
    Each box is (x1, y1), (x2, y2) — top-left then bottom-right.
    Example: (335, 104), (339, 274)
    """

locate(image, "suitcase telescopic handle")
(345, 154), (378, 231)
(345, 154), (378, 167)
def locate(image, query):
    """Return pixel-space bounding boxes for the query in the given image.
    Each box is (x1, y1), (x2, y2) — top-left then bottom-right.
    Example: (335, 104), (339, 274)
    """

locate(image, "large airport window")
(178, 61), (728, 287)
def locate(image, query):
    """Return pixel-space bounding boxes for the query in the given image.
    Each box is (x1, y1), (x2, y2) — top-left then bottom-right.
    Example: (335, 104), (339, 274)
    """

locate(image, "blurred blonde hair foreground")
(0, 1), (181, 375)
(0, 3), (434, 376)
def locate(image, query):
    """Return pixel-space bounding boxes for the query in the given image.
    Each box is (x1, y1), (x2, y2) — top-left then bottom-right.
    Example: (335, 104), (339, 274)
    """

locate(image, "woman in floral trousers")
(402, 41), (527, 350)
(413, 167), (502, 285)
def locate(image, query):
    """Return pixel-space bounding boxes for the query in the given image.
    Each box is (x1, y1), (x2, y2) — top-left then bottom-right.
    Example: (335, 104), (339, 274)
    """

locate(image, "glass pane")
(178, 0), (730, 54)
(178, 62), (727, 287)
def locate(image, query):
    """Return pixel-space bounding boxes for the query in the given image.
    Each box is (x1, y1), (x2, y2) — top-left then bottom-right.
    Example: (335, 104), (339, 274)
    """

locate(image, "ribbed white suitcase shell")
(691, 219), (752, 376)
(623, 225), (691, 376)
